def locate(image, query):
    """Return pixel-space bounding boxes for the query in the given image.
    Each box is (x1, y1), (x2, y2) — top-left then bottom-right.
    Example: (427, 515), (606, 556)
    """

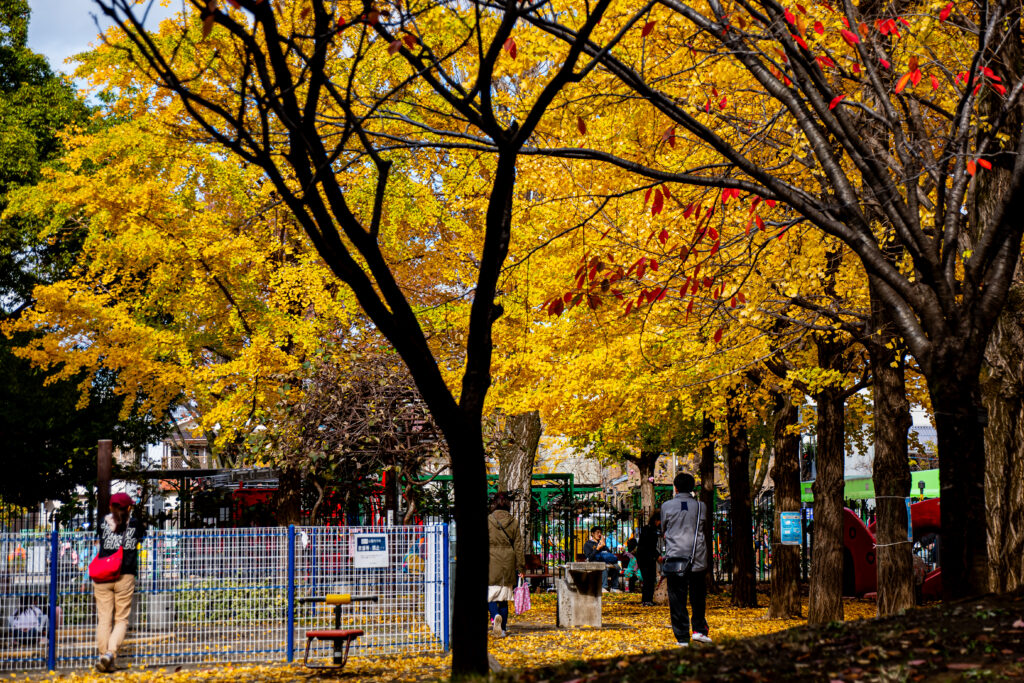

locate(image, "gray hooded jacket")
(660, 492), (708, 573)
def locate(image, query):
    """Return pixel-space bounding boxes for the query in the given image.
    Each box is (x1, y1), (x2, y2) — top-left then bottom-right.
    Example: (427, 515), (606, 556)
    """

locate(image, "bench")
(524, 554), (560, 592)
(297, 593), (378, 669)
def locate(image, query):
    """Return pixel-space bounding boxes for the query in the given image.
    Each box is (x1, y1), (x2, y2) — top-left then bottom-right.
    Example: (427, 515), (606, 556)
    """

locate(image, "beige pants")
(93, 574), (135, 656)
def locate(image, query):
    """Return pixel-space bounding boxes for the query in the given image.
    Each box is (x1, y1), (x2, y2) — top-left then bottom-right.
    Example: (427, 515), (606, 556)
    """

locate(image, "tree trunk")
(726, 395), (757, 607)
(635, 449), (660, 520)
(495, 410), (542, 542)
(981, 298), (1024, 591)
(928, 371), (990, 598)
(700, 416), (718, 594)
(444, 419), (490, 677)
(972, 0), (1024, 596)
(768, 393), (802, 619)
(273, 465), (303, 525)
(869, 316), (915, 616)
(808, 337), (845, 624)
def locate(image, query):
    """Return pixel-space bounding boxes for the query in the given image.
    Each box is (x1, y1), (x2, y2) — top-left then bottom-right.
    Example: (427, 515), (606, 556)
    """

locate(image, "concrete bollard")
(556, 562), (605, 628)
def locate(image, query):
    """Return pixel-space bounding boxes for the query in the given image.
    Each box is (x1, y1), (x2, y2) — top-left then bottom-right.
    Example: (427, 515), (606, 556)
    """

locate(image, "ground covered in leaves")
(15, 588), (1024, 681)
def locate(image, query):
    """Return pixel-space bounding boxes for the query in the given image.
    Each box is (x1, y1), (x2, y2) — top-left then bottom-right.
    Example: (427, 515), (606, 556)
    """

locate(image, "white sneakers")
(676, 641), (689, 647)
(691, 632), (713, 644)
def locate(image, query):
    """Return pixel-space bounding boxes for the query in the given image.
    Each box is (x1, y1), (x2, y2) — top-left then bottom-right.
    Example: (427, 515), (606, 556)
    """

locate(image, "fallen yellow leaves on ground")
(15, 593), (879, 682)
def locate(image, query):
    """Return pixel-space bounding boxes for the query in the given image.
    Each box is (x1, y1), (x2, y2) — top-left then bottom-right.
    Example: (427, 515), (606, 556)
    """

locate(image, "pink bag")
(513, 578), (531, 615)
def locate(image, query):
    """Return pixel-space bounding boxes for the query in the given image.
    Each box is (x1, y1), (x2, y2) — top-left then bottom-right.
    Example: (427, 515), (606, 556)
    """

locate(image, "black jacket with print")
(97, 515), (147, 577)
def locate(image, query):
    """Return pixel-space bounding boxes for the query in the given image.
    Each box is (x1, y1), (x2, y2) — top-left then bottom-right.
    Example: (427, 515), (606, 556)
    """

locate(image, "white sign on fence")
(353, 533), (389, 568)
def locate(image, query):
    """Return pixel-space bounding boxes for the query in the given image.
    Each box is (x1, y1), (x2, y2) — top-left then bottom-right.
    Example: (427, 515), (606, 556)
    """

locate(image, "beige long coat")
(487, 510), (525, 588)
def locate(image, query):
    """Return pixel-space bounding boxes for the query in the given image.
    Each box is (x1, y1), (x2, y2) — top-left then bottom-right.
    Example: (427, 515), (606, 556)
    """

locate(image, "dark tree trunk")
(700, 416), (718, 594)
(495, 411), (542, 539)
(726, 395), (757, 607)
(928, 370), (990, 598)
(808, 337), (846, 624)
(443, 420), (489, 674)
(868, 310), (915, 616)
(273, 465), (303, 526)
(768, 393), (802, 619)
(634, 449), (660, 520)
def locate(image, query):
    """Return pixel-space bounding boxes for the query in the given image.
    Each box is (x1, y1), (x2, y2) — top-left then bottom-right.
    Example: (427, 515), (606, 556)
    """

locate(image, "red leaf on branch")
(895, 72), (912, 93)
(816, 55), (836, 69)
(840, 29), (860, 45)
(993, 82), (1007, 95)
(710, 240), (720, 256)
(930, 74), (940, 90)
(879, 59), (890, 69)
(650, 259), (660, 272)
(738, 292), (747, 303)
(684, 203), (696, 218)
(388, 40), (402, 55)
(403, 34), (418, 48)
(662, 126), (676, 148)
(978, 159), (992, 170)
(652, 189), (664, 215)
(624, 301), (633, 316)
(829, 94), (845, 109)
(814, 20), (824, 34)
(982, 66), (1001, 81)
(367, 10), (380, 24)
(642, 20), (656, 37)
(504, 37), (518, 58)
(939, 2), (953, 21)
(577, 116), (587, 135)
(686, 300), (694, 314)
(719, 95), (728, 109)
(755, 215), (765, 231)
(911, 69), (922, 86)
(784, 9), (797, 24)
(658, 229), (669, 245)
(663, 184), (672, 199)
(714, 328), (724, 343)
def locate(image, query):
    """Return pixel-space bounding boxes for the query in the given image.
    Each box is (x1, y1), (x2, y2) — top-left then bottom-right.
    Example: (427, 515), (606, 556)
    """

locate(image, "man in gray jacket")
(660, 472), (712, 646)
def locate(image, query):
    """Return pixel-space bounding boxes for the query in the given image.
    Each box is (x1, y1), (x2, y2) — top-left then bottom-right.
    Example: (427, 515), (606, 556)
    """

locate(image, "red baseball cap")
(110, 493), (134, 508)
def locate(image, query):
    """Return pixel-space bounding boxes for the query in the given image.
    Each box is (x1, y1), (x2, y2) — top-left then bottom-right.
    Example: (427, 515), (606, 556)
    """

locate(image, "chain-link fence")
(0, 525), (448, 673)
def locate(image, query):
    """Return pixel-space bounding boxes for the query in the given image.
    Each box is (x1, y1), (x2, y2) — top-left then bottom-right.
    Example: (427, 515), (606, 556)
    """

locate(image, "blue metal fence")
(1, 525), (448, 672)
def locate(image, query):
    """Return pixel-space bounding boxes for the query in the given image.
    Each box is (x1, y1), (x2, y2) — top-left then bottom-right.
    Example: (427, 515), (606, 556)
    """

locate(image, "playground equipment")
(296, 593), (379, 669)
(843, 498), (941, 599)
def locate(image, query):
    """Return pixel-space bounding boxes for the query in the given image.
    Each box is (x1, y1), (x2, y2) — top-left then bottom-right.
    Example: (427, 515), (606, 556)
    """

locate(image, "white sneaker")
(676, 641), (689, 647)
(492, 614), (504, 637)
(691, 632), (712, 643)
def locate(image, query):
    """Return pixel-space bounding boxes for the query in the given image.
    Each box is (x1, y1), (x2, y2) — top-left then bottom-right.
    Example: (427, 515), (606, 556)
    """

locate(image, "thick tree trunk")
(634, 450), (660, 520)
(700, 416), (718, 594)
(928, 372), (990, 598)
(808, 338), (846, 624)
(495, 410), (542, 541)
(726, 395), (757, 607)
(981, 299), (1024, 591)
(768, 393), (802, 619)
(869, 320), (915, 616)
(972, 0), (1024, 596)
(444, 420), (490, 677)
(273, 465), (303, 525)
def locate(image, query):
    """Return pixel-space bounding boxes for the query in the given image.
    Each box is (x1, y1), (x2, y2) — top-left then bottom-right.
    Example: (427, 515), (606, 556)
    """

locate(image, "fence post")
(47, 529), (58, 671)
(442, 523), (450, 652)
(286, 525), (295, 663)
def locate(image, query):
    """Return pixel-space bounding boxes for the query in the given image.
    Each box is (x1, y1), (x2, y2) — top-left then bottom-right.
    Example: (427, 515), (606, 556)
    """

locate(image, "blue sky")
(27, 0), (177, 74)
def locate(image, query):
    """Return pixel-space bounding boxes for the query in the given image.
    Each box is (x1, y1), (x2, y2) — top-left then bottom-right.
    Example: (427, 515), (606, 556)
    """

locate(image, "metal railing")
(1, 525), (448, 672)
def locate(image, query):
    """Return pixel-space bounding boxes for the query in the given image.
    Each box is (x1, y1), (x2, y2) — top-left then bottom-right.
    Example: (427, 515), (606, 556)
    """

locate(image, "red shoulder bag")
(89, 530), (125, 583)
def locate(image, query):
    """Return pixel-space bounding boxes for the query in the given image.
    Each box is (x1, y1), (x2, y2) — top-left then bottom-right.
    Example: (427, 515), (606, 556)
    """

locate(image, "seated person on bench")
(582, 526), (621, 592)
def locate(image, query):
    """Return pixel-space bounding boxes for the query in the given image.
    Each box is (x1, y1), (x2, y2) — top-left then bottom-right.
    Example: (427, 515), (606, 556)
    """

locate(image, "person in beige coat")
(487, 491), (524, 637)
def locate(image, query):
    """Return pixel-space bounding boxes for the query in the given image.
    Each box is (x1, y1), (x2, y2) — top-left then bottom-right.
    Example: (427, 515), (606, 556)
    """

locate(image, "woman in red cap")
(92, 492), (146, 673)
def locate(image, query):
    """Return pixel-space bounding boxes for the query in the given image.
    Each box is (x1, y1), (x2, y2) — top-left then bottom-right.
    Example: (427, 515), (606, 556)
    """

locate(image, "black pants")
(639, 560), (657, 602)
(666, 570), (708, 642)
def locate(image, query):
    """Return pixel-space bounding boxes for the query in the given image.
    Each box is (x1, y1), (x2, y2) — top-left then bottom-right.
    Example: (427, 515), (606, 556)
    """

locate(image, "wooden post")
(97, 439), (112, 520)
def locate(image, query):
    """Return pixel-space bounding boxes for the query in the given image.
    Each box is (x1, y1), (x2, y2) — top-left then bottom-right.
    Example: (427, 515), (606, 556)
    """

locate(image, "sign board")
(353, 533), (389, 568)
(905, 497), (914, 542)
(780, 512), (802, 545)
